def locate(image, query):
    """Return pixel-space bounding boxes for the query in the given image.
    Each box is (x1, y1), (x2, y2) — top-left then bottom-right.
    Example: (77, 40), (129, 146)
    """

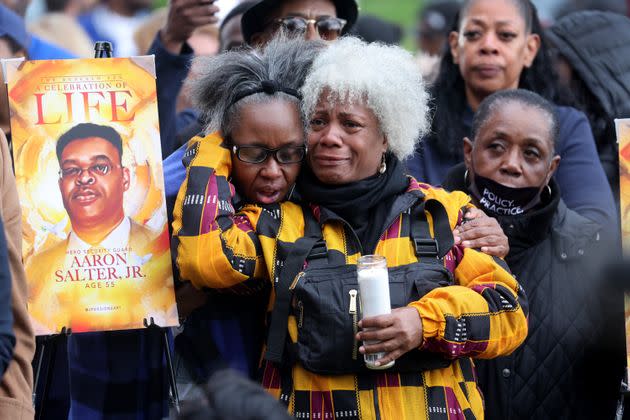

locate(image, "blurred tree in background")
(359, 0), (423, 49)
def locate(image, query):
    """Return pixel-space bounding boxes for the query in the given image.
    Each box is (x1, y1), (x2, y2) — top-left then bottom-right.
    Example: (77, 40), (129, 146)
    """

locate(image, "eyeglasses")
(59, 163), (121, 180)
(232, 145), (307, 164)
(274, 16), (347, 40)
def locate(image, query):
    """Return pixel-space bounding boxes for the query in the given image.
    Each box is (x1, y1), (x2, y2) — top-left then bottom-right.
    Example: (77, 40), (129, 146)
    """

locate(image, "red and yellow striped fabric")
(172, 133), (528, 420)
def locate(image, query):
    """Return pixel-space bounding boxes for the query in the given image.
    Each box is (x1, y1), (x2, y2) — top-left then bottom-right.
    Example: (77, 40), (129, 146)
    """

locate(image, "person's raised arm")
(160, 0), (220, 55)
(172, 133), (268, 291)
(149, 0), (219, 157)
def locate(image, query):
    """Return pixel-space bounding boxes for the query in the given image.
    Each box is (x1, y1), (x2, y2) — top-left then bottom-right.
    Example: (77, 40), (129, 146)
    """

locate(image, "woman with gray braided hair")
(171, 34), (325, 400)
(187, 34), (324, 205)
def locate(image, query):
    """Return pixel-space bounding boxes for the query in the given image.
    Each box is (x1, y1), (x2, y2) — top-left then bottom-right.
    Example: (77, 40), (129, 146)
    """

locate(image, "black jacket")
(547, 11), (630, 190)
(547, 11), (630, 130)
(444, 164), (624, 420)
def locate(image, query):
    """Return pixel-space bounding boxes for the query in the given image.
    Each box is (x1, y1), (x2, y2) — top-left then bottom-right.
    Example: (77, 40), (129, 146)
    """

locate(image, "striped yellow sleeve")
(172, 133), (268, 291)
(417, 185), (471, 229)
(409, 187), (528, 359)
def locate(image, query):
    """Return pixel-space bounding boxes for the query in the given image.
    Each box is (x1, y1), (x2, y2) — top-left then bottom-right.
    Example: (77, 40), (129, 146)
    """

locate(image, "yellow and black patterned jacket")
(172, 133), (528, 420)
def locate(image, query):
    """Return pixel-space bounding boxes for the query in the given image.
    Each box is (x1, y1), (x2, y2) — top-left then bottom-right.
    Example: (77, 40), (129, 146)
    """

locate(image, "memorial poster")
(4, 56), (178, 334)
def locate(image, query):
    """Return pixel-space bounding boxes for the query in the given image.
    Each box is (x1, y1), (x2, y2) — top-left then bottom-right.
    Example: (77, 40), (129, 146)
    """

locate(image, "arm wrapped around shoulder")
(172, 133), (268, 291)
(411, 248), (528, 359)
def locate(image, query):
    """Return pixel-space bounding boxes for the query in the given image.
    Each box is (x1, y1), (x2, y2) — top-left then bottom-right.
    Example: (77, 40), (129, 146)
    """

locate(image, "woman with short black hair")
(443, 89), (623, 420)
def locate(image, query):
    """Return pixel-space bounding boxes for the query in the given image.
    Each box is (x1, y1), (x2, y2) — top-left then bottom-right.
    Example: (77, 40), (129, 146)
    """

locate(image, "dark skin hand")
(355, 209), (507, 367)
(356, 307), (423, 367)
(160, 0), (220, 54)
(454, 207), (509, 258)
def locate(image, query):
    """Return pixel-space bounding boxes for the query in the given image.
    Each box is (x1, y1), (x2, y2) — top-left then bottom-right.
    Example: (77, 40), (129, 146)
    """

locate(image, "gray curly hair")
(187, 34), (326, 139)
(300, 37), (431, 160)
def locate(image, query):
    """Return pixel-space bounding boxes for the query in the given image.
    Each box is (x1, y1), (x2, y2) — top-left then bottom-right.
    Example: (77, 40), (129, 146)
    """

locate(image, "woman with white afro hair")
(175, 35), (526, 420)
(301, 36), (431, 161)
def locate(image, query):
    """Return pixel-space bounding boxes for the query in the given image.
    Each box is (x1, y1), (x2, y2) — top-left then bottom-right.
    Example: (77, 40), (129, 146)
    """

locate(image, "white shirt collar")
(67, 217), (131, 251)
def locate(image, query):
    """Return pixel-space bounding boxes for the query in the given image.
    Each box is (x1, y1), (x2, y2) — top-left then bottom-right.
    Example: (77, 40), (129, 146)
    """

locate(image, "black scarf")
(297, 154), (408, 253)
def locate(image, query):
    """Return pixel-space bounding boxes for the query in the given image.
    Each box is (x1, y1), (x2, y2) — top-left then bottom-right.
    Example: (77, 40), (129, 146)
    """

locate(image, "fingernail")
(454, 236), (461, 244)
(374, 361), (381, 366)
(462, 240), (470, 247)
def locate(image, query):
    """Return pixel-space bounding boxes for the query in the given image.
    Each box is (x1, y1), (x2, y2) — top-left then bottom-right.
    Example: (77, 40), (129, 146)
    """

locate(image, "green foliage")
(356, 0), (424, 50)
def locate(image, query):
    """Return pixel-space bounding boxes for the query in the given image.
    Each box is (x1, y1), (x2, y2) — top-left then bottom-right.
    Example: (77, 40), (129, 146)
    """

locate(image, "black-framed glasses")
(274, 16), (347, 40)
(59, 163), (121, 180)
(232, 145), (307, 164)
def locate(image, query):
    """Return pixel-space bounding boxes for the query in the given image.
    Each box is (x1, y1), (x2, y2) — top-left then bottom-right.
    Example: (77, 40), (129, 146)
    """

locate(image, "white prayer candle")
(357, 267), (391, 318)
(357, 255), (395, 370)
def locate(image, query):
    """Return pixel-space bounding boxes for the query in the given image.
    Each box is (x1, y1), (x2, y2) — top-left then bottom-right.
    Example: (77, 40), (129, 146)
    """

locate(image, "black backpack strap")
(410, 199), (454, 260)
(265, 205), (323, 363)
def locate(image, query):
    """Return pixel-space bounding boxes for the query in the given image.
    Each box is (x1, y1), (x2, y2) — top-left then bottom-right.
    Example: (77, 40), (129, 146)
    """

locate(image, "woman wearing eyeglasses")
(174, 36), (527, 419)
(171, 35), (324, 398)
(225, 110), (307, 205)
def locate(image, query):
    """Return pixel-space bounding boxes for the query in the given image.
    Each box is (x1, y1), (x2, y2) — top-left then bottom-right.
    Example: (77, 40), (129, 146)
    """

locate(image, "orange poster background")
(5, 57), (178, 334)
(616, 118), (630, 375)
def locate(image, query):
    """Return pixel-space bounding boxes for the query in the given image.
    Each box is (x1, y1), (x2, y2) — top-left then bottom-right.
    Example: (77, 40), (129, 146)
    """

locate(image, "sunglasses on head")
(274, 16), (347, 40)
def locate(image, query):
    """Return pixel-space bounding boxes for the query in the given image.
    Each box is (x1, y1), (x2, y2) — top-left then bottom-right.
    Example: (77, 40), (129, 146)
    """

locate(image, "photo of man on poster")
(24, 122), (174, 335)
(55, 123), (155, 252)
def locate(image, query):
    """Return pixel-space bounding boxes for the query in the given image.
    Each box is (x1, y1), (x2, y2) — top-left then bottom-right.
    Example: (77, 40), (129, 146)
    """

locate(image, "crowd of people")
(0, 0), (628, 419)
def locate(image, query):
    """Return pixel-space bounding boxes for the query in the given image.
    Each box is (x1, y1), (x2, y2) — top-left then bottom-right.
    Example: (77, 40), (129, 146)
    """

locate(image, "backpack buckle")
(414, 238), (439, 258)
(308, 241), (328, 260)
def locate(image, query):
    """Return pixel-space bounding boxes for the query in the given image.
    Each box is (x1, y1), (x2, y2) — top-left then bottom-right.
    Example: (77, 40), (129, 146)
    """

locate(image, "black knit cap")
(241, 0), (359, 44)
